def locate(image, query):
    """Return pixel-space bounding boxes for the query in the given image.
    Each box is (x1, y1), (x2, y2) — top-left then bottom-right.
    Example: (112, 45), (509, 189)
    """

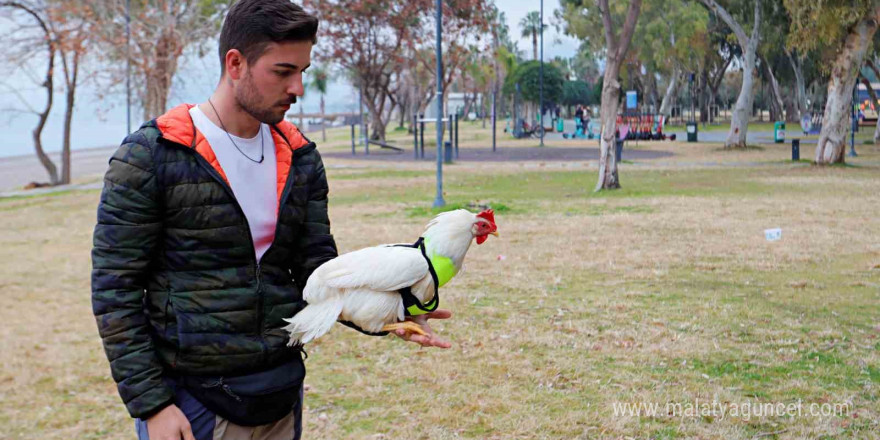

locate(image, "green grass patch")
(327, 169), (426, 180)
(405, 201), (512, 218)
(330, 166), (864, 211)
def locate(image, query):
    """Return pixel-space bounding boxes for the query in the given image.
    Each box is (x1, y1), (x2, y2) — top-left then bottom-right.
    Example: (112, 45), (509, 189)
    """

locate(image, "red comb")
(477, 209), (496, 225)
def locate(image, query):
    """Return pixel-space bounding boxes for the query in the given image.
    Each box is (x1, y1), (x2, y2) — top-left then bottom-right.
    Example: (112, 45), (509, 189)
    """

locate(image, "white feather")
(284, 209), (483, 346)
(284, 245), (433, 344)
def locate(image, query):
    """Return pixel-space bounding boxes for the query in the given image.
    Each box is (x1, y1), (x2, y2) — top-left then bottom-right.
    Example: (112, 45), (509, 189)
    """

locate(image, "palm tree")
(519, 11), (545, 61)
(309, 66), (329, 142)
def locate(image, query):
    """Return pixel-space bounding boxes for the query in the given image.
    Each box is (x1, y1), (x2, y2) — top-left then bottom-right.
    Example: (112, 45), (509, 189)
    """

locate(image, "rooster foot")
(381, 321), (427, 336)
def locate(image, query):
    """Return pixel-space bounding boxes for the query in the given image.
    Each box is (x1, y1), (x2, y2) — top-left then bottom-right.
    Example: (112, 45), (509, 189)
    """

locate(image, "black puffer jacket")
(91, 104), (337, 419)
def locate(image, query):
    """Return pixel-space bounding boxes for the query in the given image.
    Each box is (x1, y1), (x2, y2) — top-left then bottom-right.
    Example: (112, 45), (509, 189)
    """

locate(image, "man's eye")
(276, 71), (291, 77)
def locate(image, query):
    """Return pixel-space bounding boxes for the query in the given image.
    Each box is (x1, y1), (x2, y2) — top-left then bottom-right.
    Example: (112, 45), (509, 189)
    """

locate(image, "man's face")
(234, 40), (312, 125)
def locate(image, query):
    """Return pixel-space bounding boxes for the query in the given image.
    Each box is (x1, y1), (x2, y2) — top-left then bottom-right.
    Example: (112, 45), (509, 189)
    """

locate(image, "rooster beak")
(490, 231), (500, 237)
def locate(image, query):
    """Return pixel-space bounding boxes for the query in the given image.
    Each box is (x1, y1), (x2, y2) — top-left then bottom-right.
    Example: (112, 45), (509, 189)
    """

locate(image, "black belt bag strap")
(180, 357), (306, 426)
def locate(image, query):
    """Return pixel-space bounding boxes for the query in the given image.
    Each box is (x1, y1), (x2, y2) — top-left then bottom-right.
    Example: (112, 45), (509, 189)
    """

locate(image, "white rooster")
(284, 209), (498, 345)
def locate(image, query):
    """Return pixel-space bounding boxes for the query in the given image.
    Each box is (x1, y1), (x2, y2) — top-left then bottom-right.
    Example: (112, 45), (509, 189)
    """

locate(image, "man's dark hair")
(219, 0), (318, 74)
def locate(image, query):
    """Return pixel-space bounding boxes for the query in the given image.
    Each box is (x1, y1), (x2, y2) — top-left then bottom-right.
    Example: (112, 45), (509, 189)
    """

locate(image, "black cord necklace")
(207, 98), (264, 164)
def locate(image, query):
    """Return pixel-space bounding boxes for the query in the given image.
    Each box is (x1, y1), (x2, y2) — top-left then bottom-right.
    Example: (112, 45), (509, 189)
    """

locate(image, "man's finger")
(409, 334), (430, 344)
(182, 424), (196, 440)
(424, 309), (452, 320)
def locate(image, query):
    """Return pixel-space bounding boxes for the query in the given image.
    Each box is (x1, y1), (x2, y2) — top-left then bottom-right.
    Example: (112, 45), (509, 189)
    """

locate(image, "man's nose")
(288, 76), (304, 97)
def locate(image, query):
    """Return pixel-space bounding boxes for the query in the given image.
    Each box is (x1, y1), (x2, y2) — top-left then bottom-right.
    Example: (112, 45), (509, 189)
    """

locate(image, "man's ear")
(225, 49), (247, 81)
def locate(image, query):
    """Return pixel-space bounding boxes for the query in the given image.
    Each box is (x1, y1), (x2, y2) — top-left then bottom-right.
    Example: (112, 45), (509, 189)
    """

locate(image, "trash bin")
(792, 139), (800, 161)
(686, 122), (698, 142)
(444, 141), (453, 164)
(556, 118), (564, 133)
(774, 121), (786, 143)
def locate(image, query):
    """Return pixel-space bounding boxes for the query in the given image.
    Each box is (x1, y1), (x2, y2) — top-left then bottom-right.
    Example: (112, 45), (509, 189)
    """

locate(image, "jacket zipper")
(256, 147), (304, 346)
(160, 136), (314, 362)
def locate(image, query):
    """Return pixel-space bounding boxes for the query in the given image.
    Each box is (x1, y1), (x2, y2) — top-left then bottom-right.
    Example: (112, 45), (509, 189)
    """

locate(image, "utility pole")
(126, 0), (131, 134)
(492, 13), (498, 153)
(433, 0), (445, 208)
(850, 83), (858, 157)
(539, 0), (544, 147)
(359, 84), (367, 153)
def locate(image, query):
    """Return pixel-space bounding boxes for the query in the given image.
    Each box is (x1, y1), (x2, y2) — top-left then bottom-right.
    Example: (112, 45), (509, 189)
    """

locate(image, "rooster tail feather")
(283, 298), (344, 346)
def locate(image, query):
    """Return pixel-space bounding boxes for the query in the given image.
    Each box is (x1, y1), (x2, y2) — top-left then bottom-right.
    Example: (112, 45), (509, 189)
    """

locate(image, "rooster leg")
(381, 321), (427, 336)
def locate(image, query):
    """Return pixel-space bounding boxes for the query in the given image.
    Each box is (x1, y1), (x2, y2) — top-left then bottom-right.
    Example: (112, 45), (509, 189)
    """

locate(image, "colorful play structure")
(562, 113), (674, 141)
(617, 114), (674, 140)
(800, 113), (823, 135)
(562, 117), (596, 139)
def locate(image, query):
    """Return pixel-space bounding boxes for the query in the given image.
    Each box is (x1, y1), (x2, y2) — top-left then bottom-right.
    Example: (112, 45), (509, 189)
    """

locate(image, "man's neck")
(198, 92), (262, 138)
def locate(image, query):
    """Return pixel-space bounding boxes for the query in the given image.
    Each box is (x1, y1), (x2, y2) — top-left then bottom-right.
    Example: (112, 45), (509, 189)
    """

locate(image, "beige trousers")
(212, 410), (297, 440)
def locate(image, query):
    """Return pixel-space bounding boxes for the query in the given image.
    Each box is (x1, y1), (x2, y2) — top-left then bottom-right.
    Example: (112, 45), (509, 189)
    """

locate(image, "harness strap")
(393, 238), (440, 316)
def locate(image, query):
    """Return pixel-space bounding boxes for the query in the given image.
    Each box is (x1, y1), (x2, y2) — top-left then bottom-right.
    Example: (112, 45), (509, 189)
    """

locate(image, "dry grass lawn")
(1, 124), (878, 439)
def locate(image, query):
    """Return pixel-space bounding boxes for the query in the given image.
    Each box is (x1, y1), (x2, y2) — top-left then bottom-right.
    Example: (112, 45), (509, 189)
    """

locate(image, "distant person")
(90, 1), (450, 440)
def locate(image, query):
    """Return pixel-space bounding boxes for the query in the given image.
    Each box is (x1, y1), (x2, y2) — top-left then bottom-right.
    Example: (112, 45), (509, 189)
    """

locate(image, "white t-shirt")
(189, 106), (277, 262)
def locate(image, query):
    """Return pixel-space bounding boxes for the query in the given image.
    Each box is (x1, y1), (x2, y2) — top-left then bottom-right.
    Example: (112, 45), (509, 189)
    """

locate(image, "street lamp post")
(126, 0), (131, 134)
(433, 0), (445, 208)
(850, 83), (858, 157)
(539, 0), (544, 147)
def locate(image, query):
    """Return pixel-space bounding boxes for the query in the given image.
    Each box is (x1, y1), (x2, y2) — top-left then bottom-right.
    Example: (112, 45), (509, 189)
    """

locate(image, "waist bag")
(178, 357), (305, 426)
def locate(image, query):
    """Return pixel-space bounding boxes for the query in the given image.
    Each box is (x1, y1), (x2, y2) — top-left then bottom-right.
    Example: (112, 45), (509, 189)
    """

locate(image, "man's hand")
(392, 309), (452, 349)
(146, 404), (195, 440)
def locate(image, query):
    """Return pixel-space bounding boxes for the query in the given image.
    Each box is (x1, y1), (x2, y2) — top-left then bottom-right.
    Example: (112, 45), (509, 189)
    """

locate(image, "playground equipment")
(561, 113), (675, 141)
(615, 114), (672, 140)
(562, 118), (597, 139)
(801, 113), (823, 135)
(411, 113), (460, 161)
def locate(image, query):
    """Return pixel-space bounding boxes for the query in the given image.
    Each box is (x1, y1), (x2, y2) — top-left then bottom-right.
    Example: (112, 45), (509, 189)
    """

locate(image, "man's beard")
(235, 72), (296, 125)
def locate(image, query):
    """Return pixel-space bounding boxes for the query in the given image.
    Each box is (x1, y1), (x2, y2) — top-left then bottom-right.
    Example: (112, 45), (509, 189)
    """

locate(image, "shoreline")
(0, 122), (333, 192)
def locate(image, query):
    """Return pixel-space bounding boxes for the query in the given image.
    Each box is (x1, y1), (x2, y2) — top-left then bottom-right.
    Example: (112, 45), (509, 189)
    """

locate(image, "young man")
(91, 1), (450, 439)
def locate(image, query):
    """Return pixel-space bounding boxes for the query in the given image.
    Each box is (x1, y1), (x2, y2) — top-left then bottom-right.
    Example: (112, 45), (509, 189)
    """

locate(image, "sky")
(1, 1), (582, 158)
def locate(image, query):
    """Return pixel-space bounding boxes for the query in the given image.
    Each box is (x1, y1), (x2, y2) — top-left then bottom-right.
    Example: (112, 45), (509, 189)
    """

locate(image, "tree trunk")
(461, 92), (474, 118)
(143, 30), (180, 121)
(594, 0), (642, 191)
(761, 56), (785, 122)
(596, 60), (622, 191)
(61, 80), (74, 185)
(481, 92), (487, 128)
(649, 73), (660, 112)
(699, 70), (709, 123)
(709, 55), (733, 124)
(60, 48), (80, 185)
(699, 0), (761, 149)
(727, 44), (757, 147)
(783, 89), (799, 123)
(35, 44), (58, 185)
(370, 116), (388, 141)
(364, 89), (389, 141)
(815, 15), (878, 164)
(785, 49), (808, 121)
(6, 1), (59, 185)
(532, 31), (538, 60)
(659, 67), (679, 117)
